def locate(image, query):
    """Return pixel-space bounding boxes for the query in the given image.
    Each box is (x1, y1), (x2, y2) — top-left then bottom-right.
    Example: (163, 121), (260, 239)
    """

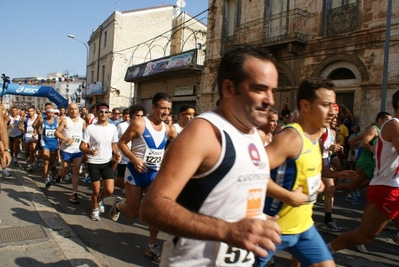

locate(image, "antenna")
(176, 0), (186, 8)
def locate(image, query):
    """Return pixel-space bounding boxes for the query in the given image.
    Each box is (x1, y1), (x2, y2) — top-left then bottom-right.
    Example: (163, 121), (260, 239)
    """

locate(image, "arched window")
(278, 73), (291, 89)
(329, 68), (356, 80)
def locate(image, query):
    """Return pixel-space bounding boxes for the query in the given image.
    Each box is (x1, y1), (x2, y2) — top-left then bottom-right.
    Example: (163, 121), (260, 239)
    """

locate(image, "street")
(3, 155), (399, 267)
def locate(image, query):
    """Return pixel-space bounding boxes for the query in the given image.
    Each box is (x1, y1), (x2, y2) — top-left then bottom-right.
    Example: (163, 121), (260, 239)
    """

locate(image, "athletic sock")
(324, 212), (332, 224)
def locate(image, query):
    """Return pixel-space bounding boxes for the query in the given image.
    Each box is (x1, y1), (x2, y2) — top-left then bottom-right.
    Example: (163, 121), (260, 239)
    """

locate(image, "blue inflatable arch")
(0, 83), (68, 108)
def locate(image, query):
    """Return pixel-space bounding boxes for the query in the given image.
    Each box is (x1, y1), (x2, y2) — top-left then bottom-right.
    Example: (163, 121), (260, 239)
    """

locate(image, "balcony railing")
(225, 8), (309, 52)
(326, 3), (358, 36)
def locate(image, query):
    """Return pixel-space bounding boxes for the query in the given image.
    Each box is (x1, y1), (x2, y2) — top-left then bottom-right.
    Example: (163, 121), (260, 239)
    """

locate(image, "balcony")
(326, 3), (358, 36)
(224, 8), (309, 52)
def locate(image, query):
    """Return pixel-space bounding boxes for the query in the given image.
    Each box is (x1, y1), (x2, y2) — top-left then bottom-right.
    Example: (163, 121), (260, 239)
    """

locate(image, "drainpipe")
(381, 0), (392, 112)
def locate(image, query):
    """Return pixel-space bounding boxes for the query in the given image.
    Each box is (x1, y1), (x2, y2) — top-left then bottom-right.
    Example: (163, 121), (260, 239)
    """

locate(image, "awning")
(172, 96), (197, 102)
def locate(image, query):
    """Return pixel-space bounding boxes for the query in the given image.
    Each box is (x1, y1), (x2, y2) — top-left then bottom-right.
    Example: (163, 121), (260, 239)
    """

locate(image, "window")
(323, 0), (358, 36)
(101, 65), (105, 85)
(103, 31), (107, 48)
(226, 0), (237, 37)
(93, 42), (96, 55)
(329, 68), (356, 80)
(264, 0), (289, 41)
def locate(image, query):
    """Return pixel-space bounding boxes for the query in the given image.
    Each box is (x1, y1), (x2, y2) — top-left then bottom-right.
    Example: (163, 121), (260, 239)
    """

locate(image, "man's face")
(282, 114), (291, 124)
(68, 104), (79, 118)
(27, 108), (35, 117)
(179, 108), (195, 126)
(122, 113), (130, 122)
(173, 114), (179, 123)
(307, 89), (336, 129)
(377, 115), (392, 128)
(60, 108), (66, 115)
(165, 115), (173, 126)
(97, 108), (110, 122)
(152, 100), (171, 122)
(20, 110), (26, 118)
(131, 110), (144, 120)
(112, 109), (120, 119)
(229, 57), (277, 129)
(11, 108), (18, 116)
(81, 107), (88, 115)
(267, 113), (279, 132)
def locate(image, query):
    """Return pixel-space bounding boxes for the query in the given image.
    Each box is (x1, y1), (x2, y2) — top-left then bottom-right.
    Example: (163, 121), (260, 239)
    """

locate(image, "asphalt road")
(23, 157), (399, 267)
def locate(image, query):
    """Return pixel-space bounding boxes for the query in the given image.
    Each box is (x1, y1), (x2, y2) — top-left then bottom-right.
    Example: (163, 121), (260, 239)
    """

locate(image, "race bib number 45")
(215, 243), (254, 267)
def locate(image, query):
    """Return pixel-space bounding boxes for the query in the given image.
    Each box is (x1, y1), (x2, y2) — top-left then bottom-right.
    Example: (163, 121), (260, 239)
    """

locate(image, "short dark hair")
(95, 102), (109, 110)
(112, 107), (120, 113)
(179, 104), (195, 114)
(152, 93), (172, 106)
(392, 90), (399, 111)
(122, 108), (130, 115)
(297, 77), (335, 110)
(375, 111), (391, 122)
(129, 104), (146, 117)
(217, 45), (275, 99)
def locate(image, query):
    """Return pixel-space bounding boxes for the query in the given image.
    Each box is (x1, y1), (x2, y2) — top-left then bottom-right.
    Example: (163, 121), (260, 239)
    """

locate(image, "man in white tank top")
(329, 90), (399, 253)
(110, 93), (176, 262)
(55, 103), (86, 203)
(140, 46), (282, 267)
(23, 106), (38, 172)
(6, 106), (23, 165)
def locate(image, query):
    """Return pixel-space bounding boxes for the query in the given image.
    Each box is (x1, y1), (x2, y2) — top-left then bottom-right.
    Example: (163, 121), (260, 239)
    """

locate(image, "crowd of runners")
(0, 45), (398, 266)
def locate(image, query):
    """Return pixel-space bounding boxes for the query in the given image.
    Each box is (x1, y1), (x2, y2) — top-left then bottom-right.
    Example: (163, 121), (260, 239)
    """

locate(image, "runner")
(139, 46), (282, 266)
(6, 106), (23, 165)
(23, 106), (38, 172)
(55, 103), (86, 203)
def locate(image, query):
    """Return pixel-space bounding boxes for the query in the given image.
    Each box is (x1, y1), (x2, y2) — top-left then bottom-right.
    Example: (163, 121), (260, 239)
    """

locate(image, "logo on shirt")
(248, 143), (261, 167)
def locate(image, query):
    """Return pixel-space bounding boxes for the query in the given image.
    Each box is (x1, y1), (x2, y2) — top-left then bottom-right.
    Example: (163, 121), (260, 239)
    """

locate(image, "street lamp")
(67, 34), (89, 104)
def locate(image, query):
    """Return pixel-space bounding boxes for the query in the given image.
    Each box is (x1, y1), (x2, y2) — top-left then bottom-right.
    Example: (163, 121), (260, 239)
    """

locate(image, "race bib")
(72, 135), (81, 144)
(26, 126), (34, 134)
(45, 129), (55, 138)
(215, 243), (254, 267)
(307, 174), (321, 203)
(143, 148), (164, 166)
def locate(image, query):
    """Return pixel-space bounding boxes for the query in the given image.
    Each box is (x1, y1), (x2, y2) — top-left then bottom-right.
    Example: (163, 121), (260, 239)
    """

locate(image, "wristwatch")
(4, 149), (11, 153)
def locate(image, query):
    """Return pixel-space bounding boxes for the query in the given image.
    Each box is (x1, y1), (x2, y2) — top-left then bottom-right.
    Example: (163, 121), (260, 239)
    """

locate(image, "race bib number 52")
(215, 243), (254, 267)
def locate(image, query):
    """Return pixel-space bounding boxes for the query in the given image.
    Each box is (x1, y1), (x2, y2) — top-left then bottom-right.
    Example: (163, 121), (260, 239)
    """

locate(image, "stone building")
(124, 8), (207, 115)
(86, 5), (207, 114)
(199, 0), (399, 130)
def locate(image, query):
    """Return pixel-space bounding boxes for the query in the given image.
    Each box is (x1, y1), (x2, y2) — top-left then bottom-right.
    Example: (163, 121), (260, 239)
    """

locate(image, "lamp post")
(67, 34), (89, 105)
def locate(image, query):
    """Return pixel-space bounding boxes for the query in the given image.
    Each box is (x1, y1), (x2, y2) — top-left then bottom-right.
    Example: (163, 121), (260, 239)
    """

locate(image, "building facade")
(85, 5), (206, 114)
(200, 0), (399, 130)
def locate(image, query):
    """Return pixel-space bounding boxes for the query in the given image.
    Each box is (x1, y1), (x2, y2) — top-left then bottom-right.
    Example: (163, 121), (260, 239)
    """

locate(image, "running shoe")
(13, 157), (18, 165)
(145, 243), (161, 262)
(109, 196), (122, 222)
(45, 179), (52, 189)
(351, 194), (360, 205)
(392, 233), (399, 245)
(2, 170), (11, 178)
(98, 199), (105, 213)
(345, 193), (354, 203)
(266, 256), (275, 266)
(320, 220), (342, 232)
(69, 193), (80, 204)
(357, 244), (368, 253)
(28, 164), (34, 173)
(90, 210), (100, 221)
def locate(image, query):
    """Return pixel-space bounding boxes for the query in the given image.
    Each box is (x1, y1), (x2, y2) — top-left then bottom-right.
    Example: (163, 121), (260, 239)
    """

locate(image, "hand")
(2, 152), (11, 167)
(317, 182), (325, 194)
(90, 148), (99, 157)
(337, 170), (358, 180)
(225, 217), (281, 258)
(329, 144), (343, 152)
(134, 159), (148, 173)
(66, 138), (74, 146)
(289, 186), (309, 207)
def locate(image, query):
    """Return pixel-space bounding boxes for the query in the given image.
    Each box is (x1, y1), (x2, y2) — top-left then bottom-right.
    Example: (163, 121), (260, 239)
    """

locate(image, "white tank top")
(371, 118), (399, 187)
(60, 117), (84, 153)
(160, 111), (270, 267)
(322, 127), (335, 159)
(24, 114), (37, 139)
(173, 123), (183, 135)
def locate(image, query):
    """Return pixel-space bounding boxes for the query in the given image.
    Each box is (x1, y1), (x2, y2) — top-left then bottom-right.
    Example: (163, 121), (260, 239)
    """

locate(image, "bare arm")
(360, 125), (378, 153)
(140, 118), (281, 257)
(381, 119), (399, 155)
(0, 113), (11, 166)
(118, 118), (146, 172)
(54, 117), (70, 143)
(267, 179), (308, 207)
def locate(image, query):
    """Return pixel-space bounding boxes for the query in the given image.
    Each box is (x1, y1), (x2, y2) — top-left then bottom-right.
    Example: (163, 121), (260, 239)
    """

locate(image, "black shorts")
(9, 135), (22, 142)
(88, 161), (114, 182)
(116, 163), (127, 178)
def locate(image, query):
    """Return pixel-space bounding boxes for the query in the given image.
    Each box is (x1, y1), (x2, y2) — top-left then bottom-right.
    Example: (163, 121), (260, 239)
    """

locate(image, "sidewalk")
(0, 159), (102, 267)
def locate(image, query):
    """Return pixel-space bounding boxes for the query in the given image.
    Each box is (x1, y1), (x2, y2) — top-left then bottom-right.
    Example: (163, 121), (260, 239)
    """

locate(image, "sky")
(1, 0), (208, 81)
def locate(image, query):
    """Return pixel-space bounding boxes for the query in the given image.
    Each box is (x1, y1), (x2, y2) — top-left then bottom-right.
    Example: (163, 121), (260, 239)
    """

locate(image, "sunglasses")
(113, 112), (120, 115)
(98, 110), (109, 114)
